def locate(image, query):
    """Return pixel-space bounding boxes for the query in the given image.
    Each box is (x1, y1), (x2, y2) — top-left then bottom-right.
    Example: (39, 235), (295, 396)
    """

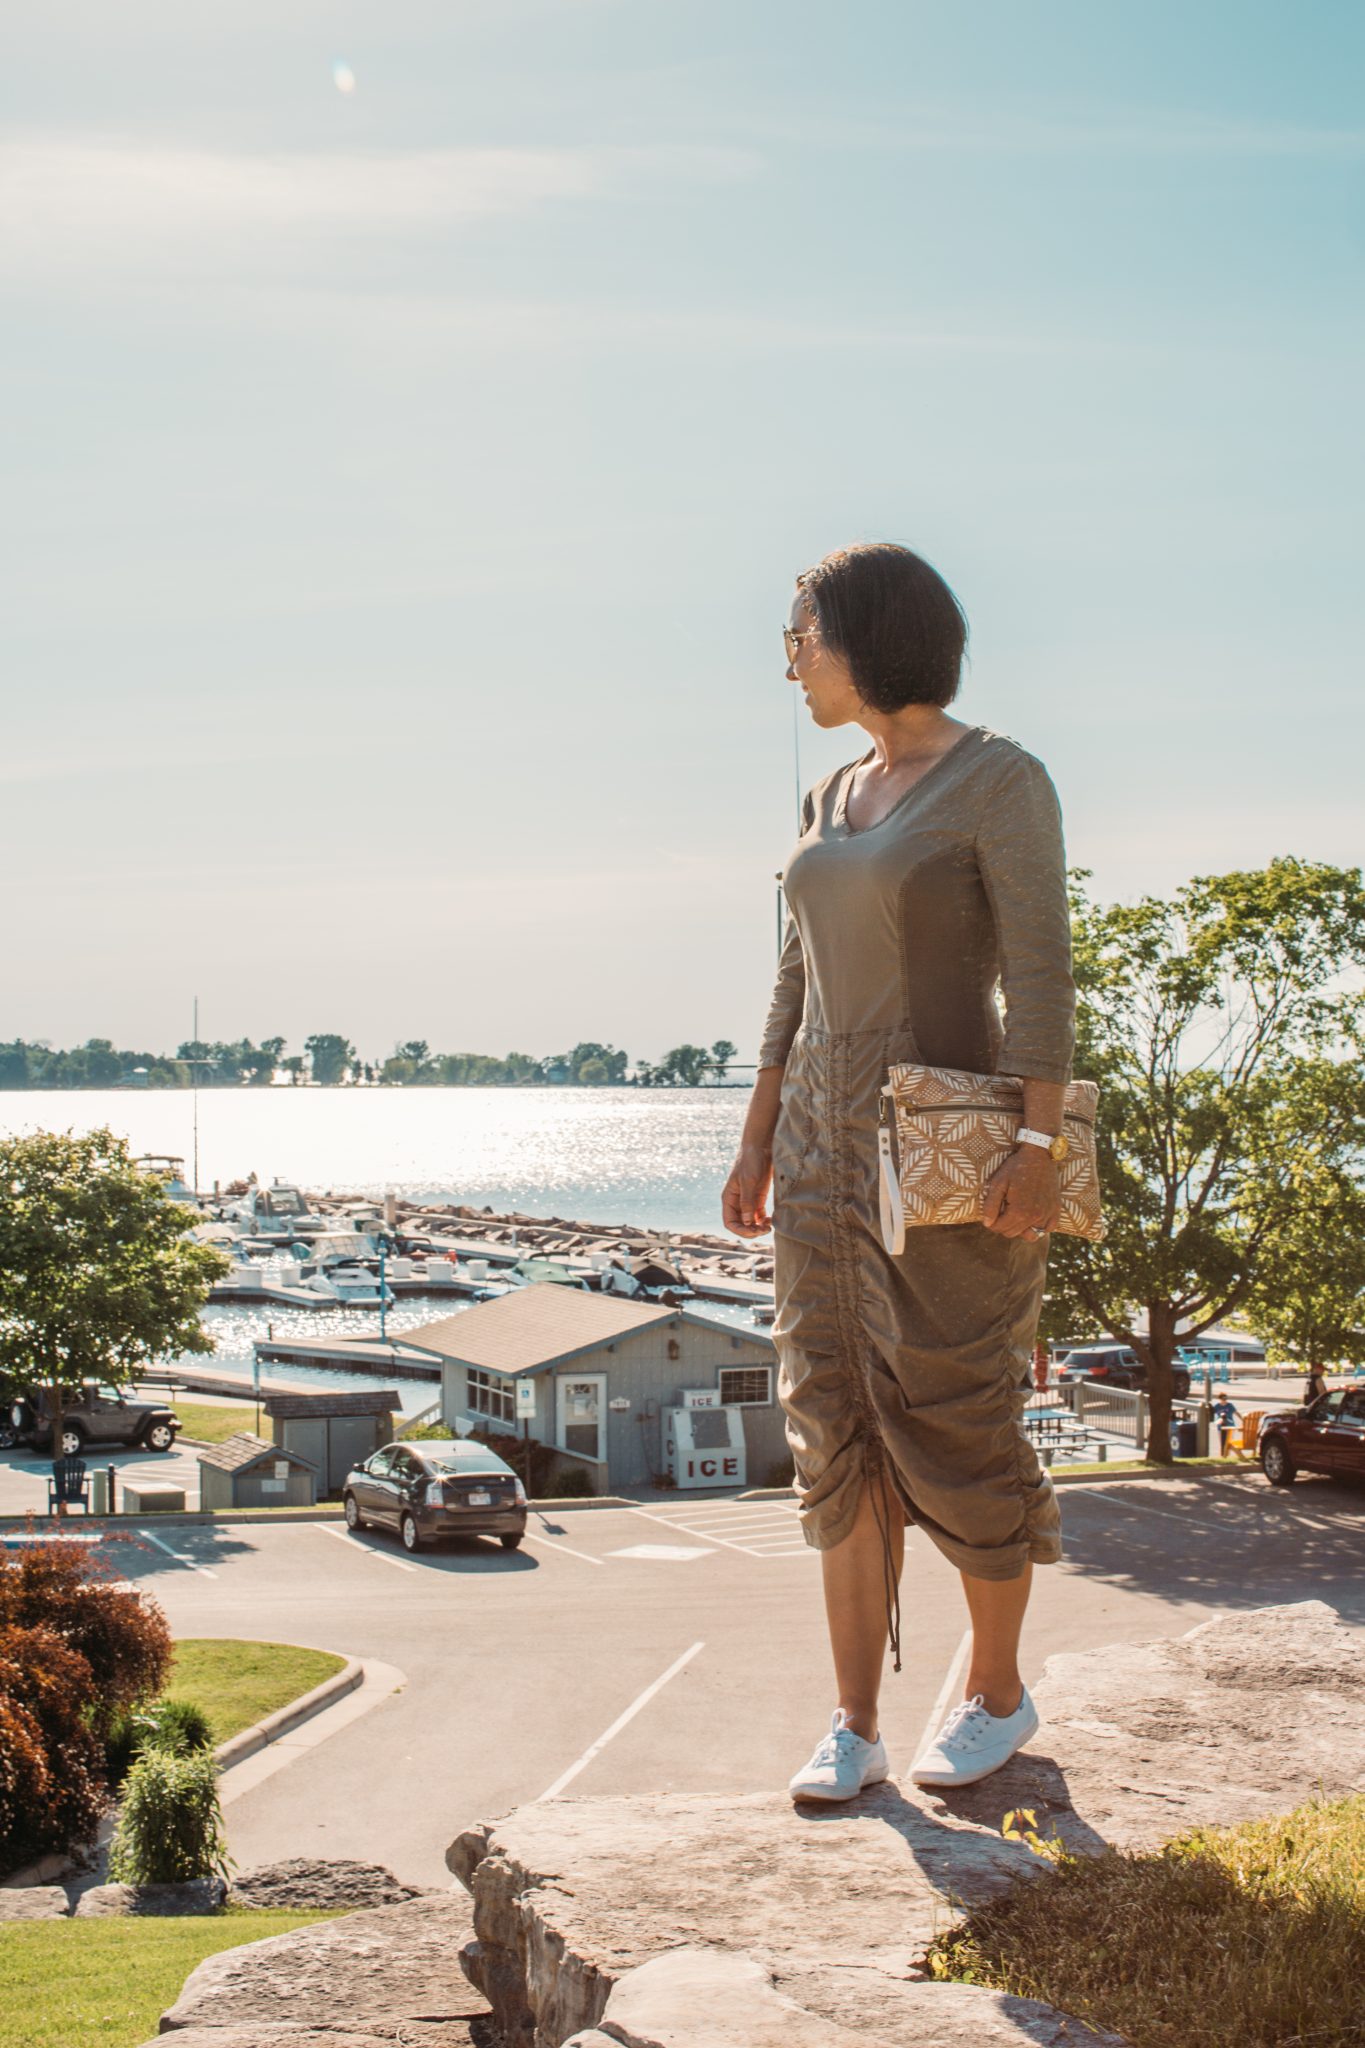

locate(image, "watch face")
(1052, 1134), (1070, 1161)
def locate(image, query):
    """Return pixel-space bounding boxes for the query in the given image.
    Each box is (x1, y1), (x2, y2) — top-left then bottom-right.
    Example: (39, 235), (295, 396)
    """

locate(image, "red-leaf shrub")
(0, 1535), (173, 1872)
(0, 1623), (106, 1872)
(0, 1537), (171, 1731)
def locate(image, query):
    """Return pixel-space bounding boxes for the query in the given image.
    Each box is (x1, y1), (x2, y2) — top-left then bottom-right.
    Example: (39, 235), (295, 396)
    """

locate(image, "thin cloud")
(0, 136), (754, 270)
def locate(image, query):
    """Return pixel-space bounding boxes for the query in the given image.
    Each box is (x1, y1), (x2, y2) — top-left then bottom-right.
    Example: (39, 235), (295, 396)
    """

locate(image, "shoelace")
(936, 1692), (990, 1747)
(811, 1724), (863, 1769)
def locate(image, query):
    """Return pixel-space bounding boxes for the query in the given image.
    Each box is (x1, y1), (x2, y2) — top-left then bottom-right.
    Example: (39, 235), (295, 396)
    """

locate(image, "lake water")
(0, 1087), (765, 1409)
(0, 1086), (751, 1237)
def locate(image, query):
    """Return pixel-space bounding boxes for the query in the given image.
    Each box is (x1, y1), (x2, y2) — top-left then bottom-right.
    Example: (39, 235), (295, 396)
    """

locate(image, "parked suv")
(1259, 1390), (1365, 1486)
(1056, 1345), (1192, 1401)
(5, 1381), (181, 1458)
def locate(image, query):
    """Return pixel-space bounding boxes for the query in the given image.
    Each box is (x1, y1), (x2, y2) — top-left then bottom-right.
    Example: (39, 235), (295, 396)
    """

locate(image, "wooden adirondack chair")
(47, 1456), (90, 1513)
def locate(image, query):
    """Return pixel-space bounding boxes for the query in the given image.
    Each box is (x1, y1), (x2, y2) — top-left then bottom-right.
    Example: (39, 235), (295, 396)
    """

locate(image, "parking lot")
(39, 1467), (1365, 1888)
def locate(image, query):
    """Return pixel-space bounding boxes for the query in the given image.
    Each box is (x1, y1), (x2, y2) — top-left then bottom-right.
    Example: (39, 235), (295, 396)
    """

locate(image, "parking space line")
(538, 1640), (705, 1800)
(318, 1524), (418, 1573)
(915, 1628), (972, 1761)
(1066, 1488), (1269, 1537)
(520, 1529), (603, 1566)
(138, 1527), (217, 1577)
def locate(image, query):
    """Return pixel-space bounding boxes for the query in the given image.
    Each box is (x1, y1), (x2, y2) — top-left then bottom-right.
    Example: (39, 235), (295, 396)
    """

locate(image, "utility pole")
(192, 995), (200, 1196)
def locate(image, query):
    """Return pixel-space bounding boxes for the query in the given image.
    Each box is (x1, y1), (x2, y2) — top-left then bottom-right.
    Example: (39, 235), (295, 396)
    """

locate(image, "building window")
(718, 1366), (772, 1407)
(468, 1368), (515, 1426)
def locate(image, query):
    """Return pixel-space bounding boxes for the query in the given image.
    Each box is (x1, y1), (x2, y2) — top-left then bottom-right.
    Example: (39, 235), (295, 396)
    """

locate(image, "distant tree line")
(0, 1034), (742, 1089)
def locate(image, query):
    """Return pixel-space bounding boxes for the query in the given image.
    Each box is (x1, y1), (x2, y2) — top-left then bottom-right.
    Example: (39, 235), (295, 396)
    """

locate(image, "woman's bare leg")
(960, 1563), (1032, 1717)
(820, 1473), (905, 1740)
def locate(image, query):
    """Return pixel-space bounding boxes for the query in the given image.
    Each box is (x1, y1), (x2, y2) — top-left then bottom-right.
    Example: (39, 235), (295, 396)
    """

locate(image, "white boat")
(303, 1265), (395, 1308)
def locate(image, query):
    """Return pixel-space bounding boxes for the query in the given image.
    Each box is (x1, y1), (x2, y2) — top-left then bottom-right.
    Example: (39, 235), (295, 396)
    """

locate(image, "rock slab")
(0, 1884), (69, 1919)
(160, 1893), (491, 2040)
(560, 1948), (1128, 2048)
(230, 1858), (434, 1911)
(74, 1877), (227, 1917)
(451, 1601), (1364, 2047)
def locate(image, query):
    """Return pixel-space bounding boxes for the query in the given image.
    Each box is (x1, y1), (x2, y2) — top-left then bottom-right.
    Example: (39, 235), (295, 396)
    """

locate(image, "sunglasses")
(783, 626), (814, 661)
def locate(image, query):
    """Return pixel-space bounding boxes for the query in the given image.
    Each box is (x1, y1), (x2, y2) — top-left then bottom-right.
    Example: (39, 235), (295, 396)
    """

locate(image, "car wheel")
(60, 1425), (86, 1458)
(1260, 1438), (1296, 1486)
(143, 1421), (175, 1453)
(400, 1512), (424, 1553)
(344, 1492), (364, 1531)
(500, 1532), (523, 1551)
(0, 1424), (17, 1451)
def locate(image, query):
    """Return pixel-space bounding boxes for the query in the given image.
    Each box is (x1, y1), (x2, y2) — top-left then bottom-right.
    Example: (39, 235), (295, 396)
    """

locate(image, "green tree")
(281, 1055), (305, 1086)
(304, 1033), (355, 1086)
(1246, 1171), (1365, 1376)
(654, 1044), (712, 1086)
(565, 1041), (628, 1084)
(708, 1039), (738, 1082)
(0, 1130), (231, 1507)
(578, 1058), (609, 1085)
(1047, 861), (1365, 1463)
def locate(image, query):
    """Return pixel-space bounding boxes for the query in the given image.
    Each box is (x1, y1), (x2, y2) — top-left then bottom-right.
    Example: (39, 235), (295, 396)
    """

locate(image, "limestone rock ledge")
(450, 1601), (1365, 2047)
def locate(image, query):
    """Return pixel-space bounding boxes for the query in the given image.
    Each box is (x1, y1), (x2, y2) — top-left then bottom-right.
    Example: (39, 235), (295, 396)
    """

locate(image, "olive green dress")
(758, 726), (1074, 1598)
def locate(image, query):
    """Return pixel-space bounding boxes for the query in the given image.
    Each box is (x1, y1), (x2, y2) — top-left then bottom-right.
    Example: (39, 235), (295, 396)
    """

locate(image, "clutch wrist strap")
(1017, 1126), (1059, 1150)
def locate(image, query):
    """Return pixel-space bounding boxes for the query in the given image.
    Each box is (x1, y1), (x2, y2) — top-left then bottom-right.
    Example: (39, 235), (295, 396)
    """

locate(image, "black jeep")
(4, 1381), (182, 1458)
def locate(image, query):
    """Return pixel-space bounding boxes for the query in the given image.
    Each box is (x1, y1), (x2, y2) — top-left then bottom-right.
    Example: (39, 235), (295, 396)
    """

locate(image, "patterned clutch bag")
(877, 1062), (1106, 1253)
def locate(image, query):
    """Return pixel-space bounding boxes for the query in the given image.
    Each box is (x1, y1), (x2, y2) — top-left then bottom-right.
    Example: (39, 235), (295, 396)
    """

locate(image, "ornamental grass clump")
(107, 1748), (231, 1886)
(106, 1695), (214, 1783)
(925, 1793), (1365, 2048)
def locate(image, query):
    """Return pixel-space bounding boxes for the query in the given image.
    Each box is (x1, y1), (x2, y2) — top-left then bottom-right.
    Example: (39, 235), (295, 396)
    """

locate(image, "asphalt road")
(73, 1469), (1365, 1888)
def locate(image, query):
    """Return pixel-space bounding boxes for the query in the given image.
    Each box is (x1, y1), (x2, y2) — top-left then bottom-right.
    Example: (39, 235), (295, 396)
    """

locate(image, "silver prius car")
(343, 1438), (528, 1553)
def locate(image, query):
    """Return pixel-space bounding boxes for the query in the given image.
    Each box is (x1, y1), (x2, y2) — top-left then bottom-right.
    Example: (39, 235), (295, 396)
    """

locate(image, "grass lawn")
(0, 1909), (335, 2048)
(169, 1401), (262, 1444)
(167, 1640), (346, 1743)
(926, 1793), (1365, 2048)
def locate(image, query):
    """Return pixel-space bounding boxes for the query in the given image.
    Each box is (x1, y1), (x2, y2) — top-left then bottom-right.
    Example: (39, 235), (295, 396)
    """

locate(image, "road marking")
(137, 1527), (217, 1577)
(627, 1502), (812, 1559)
(520, 1529), (604, 1566)
(1067, 1487), (1271, 1537)
(538, 1640), (706, 1800)
(318, 1524), (418, 1572)
(914, 1628), (972, 1762)
(607, 1544), (712, 1562)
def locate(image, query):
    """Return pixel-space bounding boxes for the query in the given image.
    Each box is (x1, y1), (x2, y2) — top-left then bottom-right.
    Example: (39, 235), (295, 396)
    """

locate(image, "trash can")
(90, 1468), (110, 1515)
(1173, 1418), (1199, 1458)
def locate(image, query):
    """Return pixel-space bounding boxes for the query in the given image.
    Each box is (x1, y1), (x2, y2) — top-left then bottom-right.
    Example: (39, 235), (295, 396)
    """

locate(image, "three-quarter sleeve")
(756, 789), (815, 1070)
(974, 746), (1076, 1084)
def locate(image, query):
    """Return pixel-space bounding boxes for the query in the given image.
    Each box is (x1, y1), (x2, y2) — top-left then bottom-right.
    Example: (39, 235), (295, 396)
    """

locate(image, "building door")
(557, 1374), (606, 1461)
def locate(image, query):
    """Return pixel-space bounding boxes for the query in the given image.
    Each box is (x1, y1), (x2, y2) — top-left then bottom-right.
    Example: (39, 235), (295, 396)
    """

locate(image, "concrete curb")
(213, 1654), (364, 1773)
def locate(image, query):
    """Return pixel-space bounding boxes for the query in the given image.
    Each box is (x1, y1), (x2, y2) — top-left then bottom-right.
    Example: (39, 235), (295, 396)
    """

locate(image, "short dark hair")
(797, 542), (968, 711)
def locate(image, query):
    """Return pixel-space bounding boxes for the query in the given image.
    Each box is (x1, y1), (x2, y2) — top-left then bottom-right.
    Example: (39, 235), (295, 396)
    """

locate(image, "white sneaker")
(909, 1687), (1039, 1788)
(788, 1709), (889, 1803)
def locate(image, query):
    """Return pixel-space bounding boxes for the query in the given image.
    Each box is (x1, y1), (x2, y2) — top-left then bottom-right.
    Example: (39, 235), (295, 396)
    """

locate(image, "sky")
(3, 1), (1362, 1068)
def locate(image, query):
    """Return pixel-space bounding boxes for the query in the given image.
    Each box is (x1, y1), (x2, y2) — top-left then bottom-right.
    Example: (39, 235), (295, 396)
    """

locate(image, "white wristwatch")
(1016, 1126), (1069, 1162)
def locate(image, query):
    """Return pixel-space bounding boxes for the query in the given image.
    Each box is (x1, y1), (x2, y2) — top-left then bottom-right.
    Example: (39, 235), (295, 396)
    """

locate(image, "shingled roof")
(196, 1431), (315, 1474)
(399, 1289), (674, 1376)
(262, 1389), (400, 1420)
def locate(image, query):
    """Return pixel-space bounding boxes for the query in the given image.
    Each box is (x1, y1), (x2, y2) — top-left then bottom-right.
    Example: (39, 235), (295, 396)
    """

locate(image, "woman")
(722, 542), (1075, 1802)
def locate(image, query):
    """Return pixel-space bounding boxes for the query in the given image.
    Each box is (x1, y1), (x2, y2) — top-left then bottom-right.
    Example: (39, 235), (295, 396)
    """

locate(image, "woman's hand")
(722, 1143), (775, 1238)
(980, 1146), (1061, 1240)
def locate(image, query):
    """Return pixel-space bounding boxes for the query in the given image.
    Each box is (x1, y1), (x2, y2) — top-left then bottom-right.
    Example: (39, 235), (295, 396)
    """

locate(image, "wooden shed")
(198, 1433), (318, 1510)
(262, 1388), (399, 1495)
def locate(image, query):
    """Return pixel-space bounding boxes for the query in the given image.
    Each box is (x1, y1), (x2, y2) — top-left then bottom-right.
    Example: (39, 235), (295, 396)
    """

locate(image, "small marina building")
(197, 1433), (318, 1510)
(399, 1290), (785, 1495)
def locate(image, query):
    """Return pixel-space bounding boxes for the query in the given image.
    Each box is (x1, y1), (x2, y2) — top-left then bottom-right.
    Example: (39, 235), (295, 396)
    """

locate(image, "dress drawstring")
(866, 1445), (902, 1674)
